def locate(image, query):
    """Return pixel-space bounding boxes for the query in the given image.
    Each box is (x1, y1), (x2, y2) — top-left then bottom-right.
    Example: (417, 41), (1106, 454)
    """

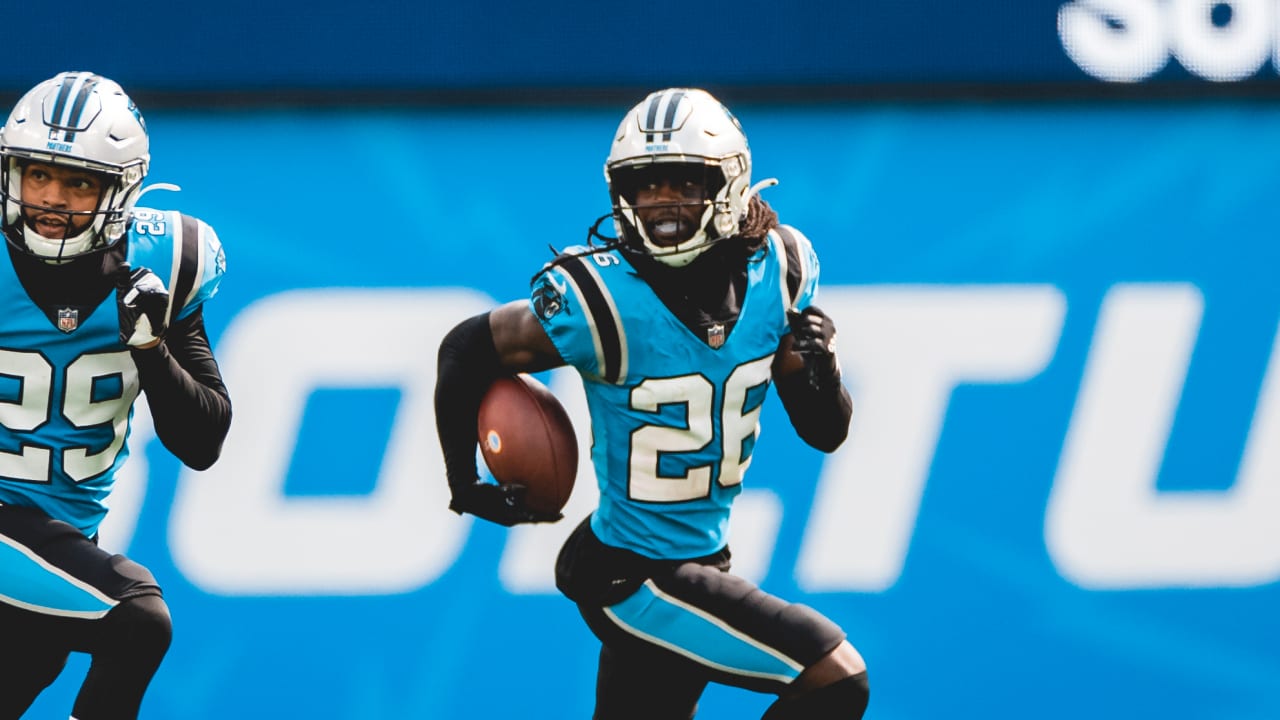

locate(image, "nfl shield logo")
(707, 323), (725, 349)
(57, 307), (78, 333)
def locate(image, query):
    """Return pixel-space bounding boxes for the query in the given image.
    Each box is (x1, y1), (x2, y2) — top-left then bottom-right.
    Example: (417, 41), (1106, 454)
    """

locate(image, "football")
(477, 373), (578, 514)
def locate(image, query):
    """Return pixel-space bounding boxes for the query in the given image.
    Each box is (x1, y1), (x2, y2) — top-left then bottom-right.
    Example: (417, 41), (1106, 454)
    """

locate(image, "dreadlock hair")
(738, 195), (779, 254)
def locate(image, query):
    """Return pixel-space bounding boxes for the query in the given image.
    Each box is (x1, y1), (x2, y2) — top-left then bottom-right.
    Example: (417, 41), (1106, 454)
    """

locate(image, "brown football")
(476, 373), (578, 514)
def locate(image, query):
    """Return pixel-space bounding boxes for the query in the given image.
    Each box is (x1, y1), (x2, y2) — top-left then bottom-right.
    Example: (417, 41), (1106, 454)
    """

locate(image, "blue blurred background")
(12, 1), (1280, 718)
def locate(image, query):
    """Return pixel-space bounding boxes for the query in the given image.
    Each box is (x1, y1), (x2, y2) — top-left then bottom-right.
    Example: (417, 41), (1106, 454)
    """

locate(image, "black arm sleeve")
(131, 306), (232, 470)
(774, 370), (852, 453)
(435, 312), (504, 490)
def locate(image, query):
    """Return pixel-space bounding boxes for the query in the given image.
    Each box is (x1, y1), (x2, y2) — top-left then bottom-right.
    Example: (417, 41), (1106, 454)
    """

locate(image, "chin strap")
(22, 222), (95, 263)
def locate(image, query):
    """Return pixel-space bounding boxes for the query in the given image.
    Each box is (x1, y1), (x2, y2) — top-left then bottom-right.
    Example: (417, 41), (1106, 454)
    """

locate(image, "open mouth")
(32, 214), (71, 238)
(652, 218), (683, 240)
(646, 211), (701, 245)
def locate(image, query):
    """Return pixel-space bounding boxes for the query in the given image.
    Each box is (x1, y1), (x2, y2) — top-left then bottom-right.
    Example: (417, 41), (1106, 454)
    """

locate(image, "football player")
(0, 72), (231, 718)
(435, 88), (867, 719)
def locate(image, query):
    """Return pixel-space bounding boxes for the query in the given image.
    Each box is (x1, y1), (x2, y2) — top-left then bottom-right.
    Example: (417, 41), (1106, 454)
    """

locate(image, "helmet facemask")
(1, 155), (144, 262)
(608, 160), (749, 267)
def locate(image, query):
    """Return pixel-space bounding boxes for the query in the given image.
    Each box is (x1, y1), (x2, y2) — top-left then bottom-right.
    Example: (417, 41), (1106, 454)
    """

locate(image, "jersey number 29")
(0, 349), (139, 483)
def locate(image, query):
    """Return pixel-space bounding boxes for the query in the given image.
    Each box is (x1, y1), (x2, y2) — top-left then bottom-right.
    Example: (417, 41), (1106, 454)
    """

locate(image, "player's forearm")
(435, 312), (503, 488)
(133, 312), (231, 470)
(775, 371), (852, 452)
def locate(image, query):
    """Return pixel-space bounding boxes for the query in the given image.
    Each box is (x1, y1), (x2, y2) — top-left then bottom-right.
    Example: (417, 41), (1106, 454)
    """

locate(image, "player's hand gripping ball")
(477, 374), (577, 515)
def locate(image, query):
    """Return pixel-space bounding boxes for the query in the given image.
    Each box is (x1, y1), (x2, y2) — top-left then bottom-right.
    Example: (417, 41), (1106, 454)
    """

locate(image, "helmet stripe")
(644, 92), (662, 143)
(62, 74), (101, 142)
(659, 89), (685, 142)
(643, 88), (687, 143)
(48, 72), (82, 129)
(45, 72), (102, 143)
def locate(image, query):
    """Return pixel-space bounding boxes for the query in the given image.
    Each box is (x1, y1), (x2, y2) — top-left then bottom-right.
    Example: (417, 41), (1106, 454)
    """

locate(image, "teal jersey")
(532, 227), (819, 559)
(0, 208), (226, 537)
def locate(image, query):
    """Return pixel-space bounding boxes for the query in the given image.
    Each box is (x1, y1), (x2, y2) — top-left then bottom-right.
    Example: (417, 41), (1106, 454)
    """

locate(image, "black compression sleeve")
(131, 307), (231, 470)
(775, 369), (852, 453)
(435, 313), (503, 489)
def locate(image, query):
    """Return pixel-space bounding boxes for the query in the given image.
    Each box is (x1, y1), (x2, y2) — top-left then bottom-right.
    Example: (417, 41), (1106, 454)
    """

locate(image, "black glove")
(787, 305), (841, 391)
(115, 263), (169, 348)
(449, 481), (563, 527)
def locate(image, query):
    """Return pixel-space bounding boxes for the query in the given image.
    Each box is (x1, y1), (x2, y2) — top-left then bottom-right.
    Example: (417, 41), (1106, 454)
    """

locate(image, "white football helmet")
(605, 88), (775, 267)
(0, 72), (150, 260)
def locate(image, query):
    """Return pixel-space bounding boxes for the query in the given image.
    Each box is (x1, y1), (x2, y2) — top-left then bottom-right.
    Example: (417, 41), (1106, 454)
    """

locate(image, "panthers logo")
(533, 275), (568, 320)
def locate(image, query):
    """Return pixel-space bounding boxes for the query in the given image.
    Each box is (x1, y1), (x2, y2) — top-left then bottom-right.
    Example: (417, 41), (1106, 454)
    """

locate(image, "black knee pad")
(103, 594), (173, 663)
(762, 671), (870, 720)
(72, 596), (174, 719)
